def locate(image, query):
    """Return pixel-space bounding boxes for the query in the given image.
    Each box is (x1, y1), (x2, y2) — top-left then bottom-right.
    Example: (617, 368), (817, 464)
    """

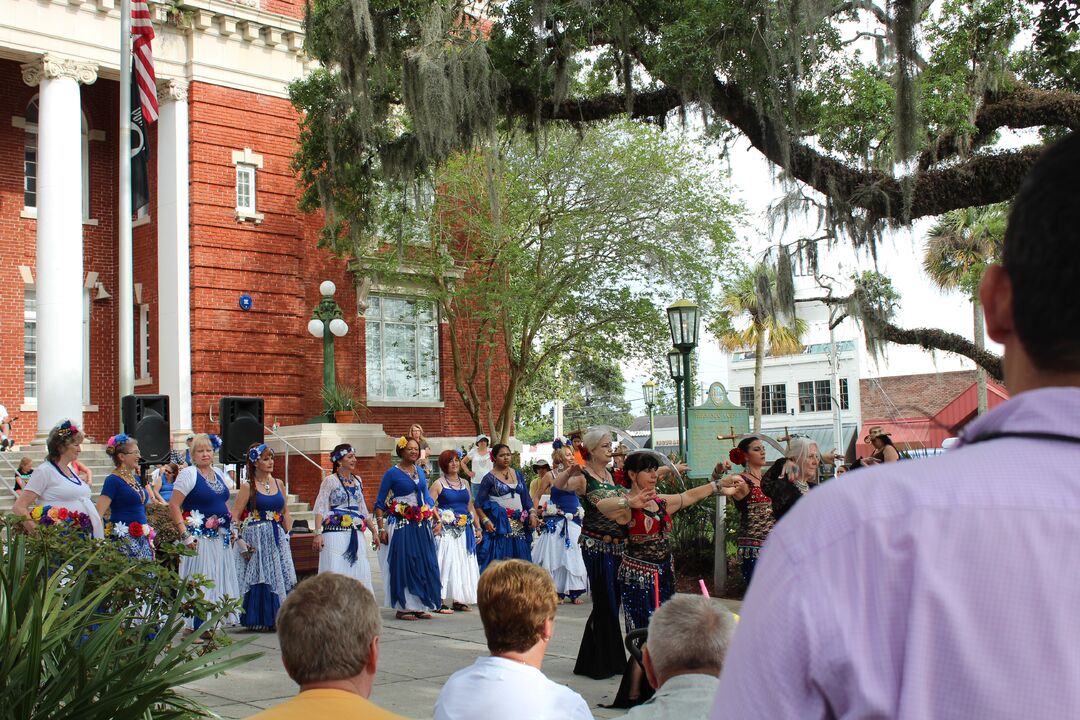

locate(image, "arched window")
(23, 96), (91, 219)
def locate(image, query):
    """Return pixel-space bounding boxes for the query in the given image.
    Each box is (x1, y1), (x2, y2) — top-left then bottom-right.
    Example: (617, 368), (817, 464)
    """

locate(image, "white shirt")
(466, 448), (493, 485)
(435, 656), (592, 720)
(0, 404), (9, 422)
(25, 461), (104, 538)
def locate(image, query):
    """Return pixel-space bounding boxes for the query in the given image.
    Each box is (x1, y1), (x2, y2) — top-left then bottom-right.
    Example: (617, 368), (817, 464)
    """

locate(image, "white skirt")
(531, 518), (589, 595)
(319, 529), (374, 594)
(179, 533), (240, 629)
(376, 520), (431, 612)
(436, 529), (478, 605)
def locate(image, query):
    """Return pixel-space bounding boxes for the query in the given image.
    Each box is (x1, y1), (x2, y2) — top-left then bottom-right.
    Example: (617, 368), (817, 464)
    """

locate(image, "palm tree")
(713, 265), (806, 432)
(923, 204), (1006, 414)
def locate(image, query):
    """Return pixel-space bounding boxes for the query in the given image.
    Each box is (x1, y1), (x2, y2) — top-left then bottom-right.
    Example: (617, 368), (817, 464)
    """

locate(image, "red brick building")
(856, 371), (1009, 457)
(0, 0), (507, 506)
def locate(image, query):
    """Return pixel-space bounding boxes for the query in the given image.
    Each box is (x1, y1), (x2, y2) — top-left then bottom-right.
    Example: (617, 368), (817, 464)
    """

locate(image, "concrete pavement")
(181, 551), (741, 719)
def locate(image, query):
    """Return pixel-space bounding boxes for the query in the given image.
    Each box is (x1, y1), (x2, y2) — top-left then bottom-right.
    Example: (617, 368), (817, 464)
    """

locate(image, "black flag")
(130, 72), (149, 214)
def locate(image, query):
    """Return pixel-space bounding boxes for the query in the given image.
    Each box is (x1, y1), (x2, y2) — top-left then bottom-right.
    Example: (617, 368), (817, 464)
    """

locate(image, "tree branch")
(874, 321), (1004, 381)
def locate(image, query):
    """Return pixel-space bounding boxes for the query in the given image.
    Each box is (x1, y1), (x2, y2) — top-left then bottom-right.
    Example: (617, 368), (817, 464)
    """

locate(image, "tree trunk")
(973, 298), (989, 415)
(753, 329), (765, 432)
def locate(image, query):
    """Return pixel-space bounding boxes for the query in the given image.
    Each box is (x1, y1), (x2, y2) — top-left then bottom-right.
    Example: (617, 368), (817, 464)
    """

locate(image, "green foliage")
(923, 204), (1007, 299)
(0, 518), (258, 719)
(321, 383), (362, 412)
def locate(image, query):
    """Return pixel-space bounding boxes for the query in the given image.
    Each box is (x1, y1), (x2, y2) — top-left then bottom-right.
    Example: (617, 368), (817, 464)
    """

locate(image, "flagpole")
(119, 0), (135, 406)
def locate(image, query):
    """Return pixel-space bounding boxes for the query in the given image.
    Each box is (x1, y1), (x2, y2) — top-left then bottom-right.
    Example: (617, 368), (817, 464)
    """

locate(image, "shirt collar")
(652, 673), (719, 696)
(958, 387), (1080, 447)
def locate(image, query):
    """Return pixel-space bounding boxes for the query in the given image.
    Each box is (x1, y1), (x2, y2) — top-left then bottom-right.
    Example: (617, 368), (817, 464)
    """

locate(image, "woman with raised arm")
(531, 439), (588, 604)
(430, 449), (482, 612)
(722, 436), (771, 587)
(564, 429), (654, 680)
(761, 436), (822, 522)
(313, 443), (377, 592)
(373, 436), (442, 621)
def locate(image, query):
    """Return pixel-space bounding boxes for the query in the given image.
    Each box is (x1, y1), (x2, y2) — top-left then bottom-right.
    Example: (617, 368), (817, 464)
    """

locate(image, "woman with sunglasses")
(313, 443), (377, 593)
(233, 442), (296, 631)
(97, 433), (154, 559)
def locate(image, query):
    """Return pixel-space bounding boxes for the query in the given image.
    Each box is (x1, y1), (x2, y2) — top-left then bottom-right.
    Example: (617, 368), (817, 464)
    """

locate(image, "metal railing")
(263, 425), (324, 497)
(0, 451), (21, 501)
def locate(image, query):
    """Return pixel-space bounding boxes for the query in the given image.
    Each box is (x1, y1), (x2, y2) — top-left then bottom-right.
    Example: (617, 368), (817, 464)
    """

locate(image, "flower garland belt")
(183, 511), (232, 546)
(389, 501), (436, 526)
(540, 510), (582, 548)
(438, 511), (472, 538)
(324, 507), (368, 566)
(31, 505), (94, 533)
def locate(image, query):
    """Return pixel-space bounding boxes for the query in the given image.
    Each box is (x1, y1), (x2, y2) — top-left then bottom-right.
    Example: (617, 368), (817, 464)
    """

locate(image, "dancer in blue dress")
(531, 442), (589, 603)
(233, 443), (296, 630)
(313, 443), (378, 592)
(475, 443), (537, 572)
(97, 434), (154, 560)
(374, 436), (443, 621)
(430, 450), (483, 612)
(168, 433), (240, 633)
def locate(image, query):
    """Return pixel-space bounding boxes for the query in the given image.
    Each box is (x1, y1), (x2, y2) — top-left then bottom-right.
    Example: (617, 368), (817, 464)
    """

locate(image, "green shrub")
(0, 516), (259, 719)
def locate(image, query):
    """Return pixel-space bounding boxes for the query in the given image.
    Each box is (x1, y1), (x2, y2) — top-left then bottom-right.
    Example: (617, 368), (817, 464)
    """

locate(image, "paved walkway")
(181, 552), (740, 718)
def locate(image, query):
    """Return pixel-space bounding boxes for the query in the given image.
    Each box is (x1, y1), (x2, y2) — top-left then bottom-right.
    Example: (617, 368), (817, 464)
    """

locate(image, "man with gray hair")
(615, 595), (736, 720)
(249, 573), (404, 719)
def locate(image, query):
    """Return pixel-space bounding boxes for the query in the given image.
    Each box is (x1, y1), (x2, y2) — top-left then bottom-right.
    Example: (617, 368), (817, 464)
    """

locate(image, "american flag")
(131, 0), (157, 124)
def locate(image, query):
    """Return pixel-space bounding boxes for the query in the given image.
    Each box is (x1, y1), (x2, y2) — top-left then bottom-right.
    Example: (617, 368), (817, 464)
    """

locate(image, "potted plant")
(321, 384), (361, 424)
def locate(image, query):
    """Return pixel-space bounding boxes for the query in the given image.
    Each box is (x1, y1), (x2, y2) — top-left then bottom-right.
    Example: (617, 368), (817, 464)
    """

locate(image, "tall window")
(23, 288), (91, 405)
(365, 295), (440, 401)
(798, 379), (846, 412)
(739, 384), (787, 415)
(22, 97), (90, 218)
(23, 289), (37, 402)
(236, 164), (256, 214)
(138, 304), (150, 380)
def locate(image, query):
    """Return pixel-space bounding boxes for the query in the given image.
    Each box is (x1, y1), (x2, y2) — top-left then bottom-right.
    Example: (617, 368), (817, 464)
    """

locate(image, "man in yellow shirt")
(250, 573), (405, 719)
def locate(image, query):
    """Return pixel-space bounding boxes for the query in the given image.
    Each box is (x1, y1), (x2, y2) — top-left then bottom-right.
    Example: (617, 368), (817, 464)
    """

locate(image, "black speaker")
(121, 395), (171, 465)
(219, 397), (264, 464)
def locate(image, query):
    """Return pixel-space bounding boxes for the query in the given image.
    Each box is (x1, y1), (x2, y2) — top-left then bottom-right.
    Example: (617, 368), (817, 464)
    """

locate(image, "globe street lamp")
(642, 380), (658, 449)
(308, 280), (349, 413)
(667, 299), (700, 458)
(667, 348), (684, 458)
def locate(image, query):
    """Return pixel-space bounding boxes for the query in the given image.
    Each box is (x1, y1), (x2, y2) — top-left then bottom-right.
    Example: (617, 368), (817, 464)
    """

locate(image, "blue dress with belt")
(476, 470), (534, 572)
(101, 473), (153, 560)
(374, 465), (442, 611)
(236, 484), (297, 630)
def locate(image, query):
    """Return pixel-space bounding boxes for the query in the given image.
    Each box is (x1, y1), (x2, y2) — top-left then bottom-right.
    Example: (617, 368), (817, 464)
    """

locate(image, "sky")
(622, 133), (1002, 416)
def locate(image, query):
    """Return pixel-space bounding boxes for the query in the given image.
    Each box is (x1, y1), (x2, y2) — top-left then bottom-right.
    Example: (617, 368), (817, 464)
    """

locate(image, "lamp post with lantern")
(667, 349), (684, 458)
(307, 280), (350, 413)
(667, 299), (700, 458)
(642, 380), (658, 450)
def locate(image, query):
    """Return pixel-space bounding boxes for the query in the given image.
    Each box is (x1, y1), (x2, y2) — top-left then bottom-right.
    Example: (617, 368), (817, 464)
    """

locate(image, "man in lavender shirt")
(712, 133), (1080, 719)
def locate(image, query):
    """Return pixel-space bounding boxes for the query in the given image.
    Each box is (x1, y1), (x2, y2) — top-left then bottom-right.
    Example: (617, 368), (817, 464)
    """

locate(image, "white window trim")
(138, 302), (150, 380)
(14, 104), (98, 223)
(231, 147), (265, 224)
(364, 294), (442, 403)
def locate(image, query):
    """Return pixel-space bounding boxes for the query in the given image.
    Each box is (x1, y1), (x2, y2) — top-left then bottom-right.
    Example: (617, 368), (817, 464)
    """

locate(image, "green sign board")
(687, 382), (750, 479)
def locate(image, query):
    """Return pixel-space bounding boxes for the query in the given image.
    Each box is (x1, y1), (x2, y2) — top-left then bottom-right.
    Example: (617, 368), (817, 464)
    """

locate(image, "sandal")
(452, 602), (470, 612)
(395, 611), (419, 621)
(414, 611), (433, 620)
(436, 605), (455, 615)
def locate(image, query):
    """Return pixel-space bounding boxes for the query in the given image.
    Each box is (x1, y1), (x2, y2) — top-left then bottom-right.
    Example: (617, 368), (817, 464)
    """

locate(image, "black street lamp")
(667, 348), (684, 458)
(667, 299), (700, 458)
(642, 380), (657, 449)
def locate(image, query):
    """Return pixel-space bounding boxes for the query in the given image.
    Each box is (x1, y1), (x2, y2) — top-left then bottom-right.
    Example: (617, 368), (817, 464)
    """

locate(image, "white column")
(22, 55), (98, 438)
(156, 79), (193, 439)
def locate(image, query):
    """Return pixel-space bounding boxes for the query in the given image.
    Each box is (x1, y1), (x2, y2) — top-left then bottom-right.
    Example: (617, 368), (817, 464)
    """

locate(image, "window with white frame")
(739, 383), (787, 415)
(365, 294), (440, 401)
(23, 288), (37, 402)
(138, 304), (150, 379)
(798, 379), (849, 412)
(23, 287), (91, 405)
(236, 163), (256, 214)
(22, 96), (90, 219)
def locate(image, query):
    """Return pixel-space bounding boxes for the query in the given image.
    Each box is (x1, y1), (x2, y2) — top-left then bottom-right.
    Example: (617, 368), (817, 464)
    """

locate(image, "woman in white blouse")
(13, 419), (103, 538)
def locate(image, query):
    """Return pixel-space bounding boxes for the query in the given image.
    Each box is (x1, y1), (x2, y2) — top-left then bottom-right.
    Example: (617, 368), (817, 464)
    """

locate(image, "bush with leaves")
(0, 516), (258, 719)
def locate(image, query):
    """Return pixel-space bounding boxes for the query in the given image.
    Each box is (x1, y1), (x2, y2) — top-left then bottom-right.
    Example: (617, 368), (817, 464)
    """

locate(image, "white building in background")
(724, 288), (864, 458)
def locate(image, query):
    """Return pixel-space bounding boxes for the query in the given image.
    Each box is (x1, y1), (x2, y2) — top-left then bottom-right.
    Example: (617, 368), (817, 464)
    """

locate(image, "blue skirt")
(240, 584), (280, 629)
(386, 520), (442, 610)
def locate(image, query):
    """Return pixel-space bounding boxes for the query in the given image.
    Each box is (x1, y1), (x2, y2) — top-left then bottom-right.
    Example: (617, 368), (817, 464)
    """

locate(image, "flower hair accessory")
(396, 436), (408, 450)
(331, 445), (355, 463)
(56, 420), (81, 439)
(729, 447), (748, 466)
(106, 433), (131, 449)
(248, 443), (272, 464)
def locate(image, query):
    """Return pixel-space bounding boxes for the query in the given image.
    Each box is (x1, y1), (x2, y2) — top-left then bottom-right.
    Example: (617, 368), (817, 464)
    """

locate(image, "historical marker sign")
(687, 382), (750, 479)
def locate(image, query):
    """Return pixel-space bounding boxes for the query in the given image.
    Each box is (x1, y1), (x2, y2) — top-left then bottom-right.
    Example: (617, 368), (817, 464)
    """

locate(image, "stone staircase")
(0, 446), (314, 527)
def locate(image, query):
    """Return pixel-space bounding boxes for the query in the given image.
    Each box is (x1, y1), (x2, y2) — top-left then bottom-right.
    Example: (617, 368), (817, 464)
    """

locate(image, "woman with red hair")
(430, 450), (482, 612)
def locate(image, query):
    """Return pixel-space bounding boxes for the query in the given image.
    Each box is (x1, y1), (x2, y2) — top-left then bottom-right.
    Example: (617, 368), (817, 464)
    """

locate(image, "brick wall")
(275, 450), (392, 509)
(860, 370), (978, 421)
